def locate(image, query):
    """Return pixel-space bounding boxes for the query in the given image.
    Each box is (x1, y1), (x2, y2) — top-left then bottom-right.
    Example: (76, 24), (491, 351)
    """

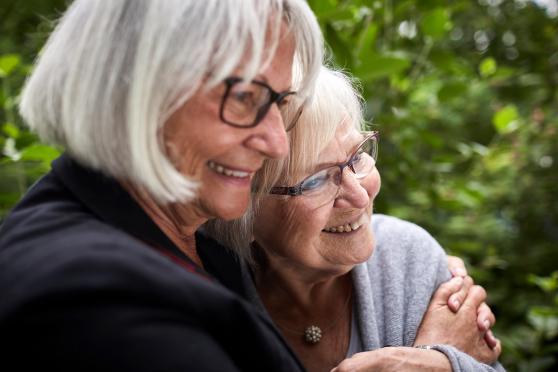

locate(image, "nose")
(334, 168), (376, 209)
(244, 104), (289, 159)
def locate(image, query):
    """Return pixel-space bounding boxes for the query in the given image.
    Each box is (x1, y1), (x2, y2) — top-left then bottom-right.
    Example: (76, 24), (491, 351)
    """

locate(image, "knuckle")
(476, 285), (487, 299)
(334, 361), (351, 372)
(488, 310), (496, 325)
(471, 285), (487, 299)
(439, 278), (458, 293)
(448, 255), (464, 266)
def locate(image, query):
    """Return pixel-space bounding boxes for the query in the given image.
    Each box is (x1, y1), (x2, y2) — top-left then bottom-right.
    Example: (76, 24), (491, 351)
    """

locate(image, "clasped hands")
(332, 257), (501, 372)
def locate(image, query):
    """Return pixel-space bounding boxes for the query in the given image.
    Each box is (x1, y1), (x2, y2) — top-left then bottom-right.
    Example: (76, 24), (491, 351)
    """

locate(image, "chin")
(349, 232), (375, 263)
(211, 197), (250, 221)
(200, 183), (251, 220)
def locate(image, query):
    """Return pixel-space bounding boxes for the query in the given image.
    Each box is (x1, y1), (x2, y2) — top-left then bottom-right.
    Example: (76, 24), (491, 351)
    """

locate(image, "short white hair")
(19, 0), (323, 203)
(204, 66), (365, 263)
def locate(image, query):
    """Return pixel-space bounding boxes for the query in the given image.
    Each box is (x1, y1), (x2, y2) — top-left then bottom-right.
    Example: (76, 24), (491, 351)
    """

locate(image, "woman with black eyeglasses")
(206, 67), (505, 372)
(0, 1), (323, 371)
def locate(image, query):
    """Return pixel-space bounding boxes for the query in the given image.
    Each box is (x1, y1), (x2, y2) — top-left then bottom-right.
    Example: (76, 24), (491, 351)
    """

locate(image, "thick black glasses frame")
(270, 131), (379, 196)
(219, 77), (297, 128)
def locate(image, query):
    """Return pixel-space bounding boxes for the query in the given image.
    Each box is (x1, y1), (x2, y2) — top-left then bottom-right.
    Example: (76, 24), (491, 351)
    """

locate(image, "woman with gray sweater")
(205, 66), (504, 371)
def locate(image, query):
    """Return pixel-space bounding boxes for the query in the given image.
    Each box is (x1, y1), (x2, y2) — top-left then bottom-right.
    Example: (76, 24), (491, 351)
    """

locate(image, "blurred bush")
(307, 0), (557, 370)
(0, 0), (65, 216)
(1, 0), (557, 370)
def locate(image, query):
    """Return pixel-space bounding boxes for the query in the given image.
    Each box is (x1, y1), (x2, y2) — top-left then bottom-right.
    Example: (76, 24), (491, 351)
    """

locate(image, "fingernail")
(483, 320), (490, 330)
(453, 299), (460, 308)
(454, 268), (466, 277)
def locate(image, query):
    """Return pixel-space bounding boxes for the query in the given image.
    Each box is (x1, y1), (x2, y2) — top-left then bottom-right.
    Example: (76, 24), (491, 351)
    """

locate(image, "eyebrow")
(306, 137), (363, 174)
(254, 74), (293, 92)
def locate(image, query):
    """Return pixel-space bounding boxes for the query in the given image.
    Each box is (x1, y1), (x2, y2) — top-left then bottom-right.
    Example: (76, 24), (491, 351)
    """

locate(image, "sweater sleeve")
(431, 345), (506, 372)
(419, 225), (507, 372)
(369, 215), (506, 371)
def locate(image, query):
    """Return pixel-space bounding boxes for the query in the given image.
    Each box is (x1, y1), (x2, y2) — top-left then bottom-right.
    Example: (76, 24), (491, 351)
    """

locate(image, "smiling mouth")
(322, 214), (367, 233)
(207, 160), (252, 178)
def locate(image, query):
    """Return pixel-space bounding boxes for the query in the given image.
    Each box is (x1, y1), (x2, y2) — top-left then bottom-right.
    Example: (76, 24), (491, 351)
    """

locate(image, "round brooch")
(304, 325), (322, 344)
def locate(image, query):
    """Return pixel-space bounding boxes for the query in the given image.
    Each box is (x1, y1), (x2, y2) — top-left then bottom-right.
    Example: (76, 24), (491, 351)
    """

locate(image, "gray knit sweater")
(241, 214), (505, 371)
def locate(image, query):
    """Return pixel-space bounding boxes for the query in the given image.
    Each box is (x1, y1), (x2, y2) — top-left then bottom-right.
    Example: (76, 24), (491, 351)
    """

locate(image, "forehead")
(319, 120), (362, 162)
(257, 24), (296, 92)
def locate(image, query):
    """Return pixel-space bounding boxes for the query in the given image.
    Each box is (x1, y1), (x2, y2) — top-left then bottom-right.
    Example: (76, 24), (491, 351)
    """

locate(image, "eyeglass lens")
(221, 79), (297, 129)
(299, 134), (378, 208)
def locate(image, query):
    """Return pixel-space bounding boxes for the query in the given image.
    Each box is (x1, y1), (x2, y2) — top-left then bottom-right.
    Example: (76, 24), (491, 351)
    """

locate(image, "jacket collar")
(51, 154), (210, 279)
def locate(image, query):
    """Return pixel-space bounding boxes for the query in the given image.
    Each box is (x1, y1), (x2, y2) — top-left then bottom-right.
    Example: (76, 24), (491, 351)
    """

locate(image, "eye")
(301, 170), (331, 193)
(231, 91), (257, 107)
(278, 98), (290, 107)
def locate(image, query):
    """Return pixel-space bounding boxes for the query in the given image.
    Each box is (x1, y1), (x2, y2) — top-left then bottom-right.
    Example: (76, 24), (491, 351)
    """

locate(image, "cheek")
(163, 107), (209, 177)
(254, 200), (325, 252)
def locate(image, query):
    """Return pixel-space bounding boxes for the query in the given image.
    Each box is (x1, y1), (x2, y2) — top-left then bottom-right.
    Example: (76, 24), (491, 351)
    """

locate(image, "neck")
(253, 247), (354, 372)
(253, 247), (352, 320)
(122, 182), (205, 267)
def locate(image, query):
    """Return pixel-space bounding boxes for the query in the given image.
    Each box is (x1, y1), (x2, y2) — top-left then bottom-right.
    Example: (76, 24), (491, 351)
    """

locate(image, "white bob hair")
(204, 66), (365, 264)
(19, 0), (323, 203)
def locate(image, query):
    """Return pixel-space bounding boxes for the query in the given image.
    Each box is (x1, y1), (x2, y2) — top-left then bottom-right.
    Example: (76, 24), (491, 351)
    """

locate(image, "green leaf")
(356, 23), (378, 66)
(438, 82), (468, 102)
(528, 308), (558, 339)
(325, 23), (354, 68)
(420, 8), (452, 40)
(20, 144), (60, 164)
(479, 57), (497, 78)
(0, 54), (21, 78)
(528, 272), (558, 293)
(2, 123), (20, 139)
(492, 105), (519, 134)
(355, 54), (411, 81)
(308, 0), (337, 17)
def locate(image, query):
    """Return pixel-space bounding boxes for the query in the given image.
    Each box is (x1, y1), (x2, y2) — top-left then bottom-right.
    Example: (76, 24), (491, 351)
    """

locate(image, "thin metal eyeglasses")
(270, 131), (379, 206)
(219, 77), (303, 131)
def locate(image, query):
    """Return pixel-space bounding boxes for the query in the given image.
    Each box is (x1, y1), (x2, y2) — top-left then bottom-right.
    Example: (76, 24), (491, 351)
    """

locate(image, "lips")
(207, 160), (253, 178)
(322, 213), (367, 233)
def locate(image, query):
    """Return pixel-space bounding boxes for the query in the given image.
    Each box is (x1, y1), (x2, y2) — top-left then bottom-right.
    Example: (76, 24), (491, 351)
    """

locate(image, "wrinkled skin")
(331, 276), (501, 372)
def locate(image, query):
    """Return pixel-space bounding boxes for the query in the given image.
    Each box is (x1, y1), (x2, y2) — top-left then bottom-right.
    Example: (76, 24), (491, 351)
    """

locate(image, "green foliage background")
(1, 0), (557, 370)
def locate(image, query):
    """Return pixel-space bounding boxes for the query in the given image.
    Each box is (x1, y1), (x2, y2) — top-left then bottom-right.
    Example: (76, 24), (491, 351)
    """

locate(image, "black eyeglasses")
(270, 131), (379, 207)
(219, 77), (302, 130)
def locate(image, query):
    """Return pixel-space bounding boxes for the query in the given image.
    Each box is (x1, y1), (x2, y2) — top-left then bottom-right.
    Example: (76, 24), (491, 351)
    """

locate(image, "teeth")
(323, 218), (364, 233)
(208, 161), (250, 178)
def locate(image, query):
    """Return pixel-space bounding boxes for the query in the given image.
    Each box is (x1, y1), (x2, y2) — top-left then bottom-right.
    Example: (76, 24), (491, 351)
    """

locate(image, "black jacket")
(0, 155), (303, 372)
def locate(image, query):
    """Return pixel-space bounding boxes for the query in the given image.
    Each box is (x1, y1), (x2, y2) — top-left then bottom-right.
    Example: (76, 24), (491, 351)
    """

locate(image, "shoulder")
(0, 172), (303, 372)
(0, 174), (214, 318)
(371, 214), (446, 259)
(372, 214), (438, 245)
(364, 214), (449, 283)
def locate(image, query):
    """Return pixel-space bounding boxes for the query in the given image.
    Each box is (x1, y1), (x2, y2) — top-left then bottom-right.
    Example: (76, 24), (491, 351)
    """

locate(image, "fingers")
(432, 276), (464, 307)
(477, 302), (496, 332)
(447, 255), (468, 277)
(462, 285), (487, 311)
(331, 351), (379, 372)
(480, 331), (502, 363)
(484, 329), (500, 350)
(478, 302), (500, 350)
(448, 275), (474, 312)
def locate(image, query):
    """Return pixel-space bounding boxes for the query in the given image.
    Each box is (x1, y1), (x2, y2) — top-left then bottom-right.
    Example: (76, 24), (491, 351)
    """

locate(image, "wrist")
(414, 345), (452, 372)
